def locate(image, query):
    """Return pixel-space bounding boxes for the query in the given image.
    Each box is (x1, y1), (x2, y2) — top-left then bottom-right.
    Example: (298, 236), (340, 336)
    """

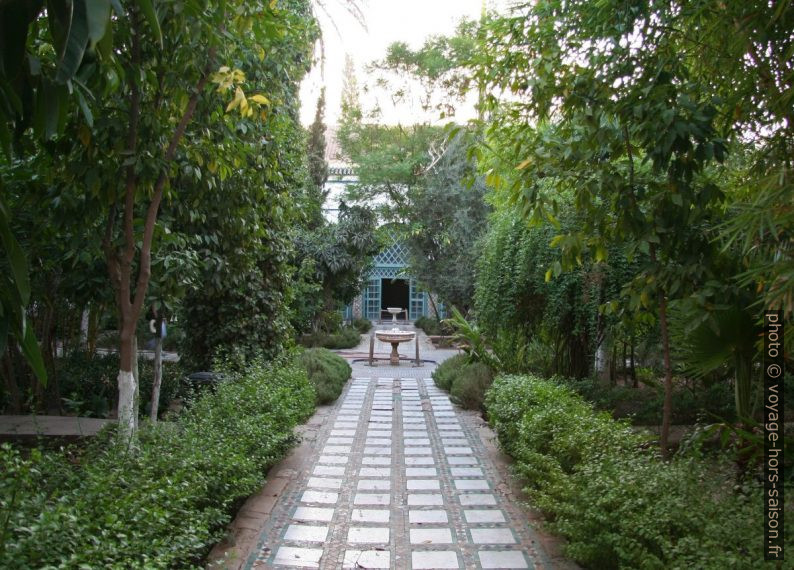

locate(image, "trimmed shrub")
(449, 361), (494, 411)
(299, 326), (361, 350)
(299, 348), (352, 404)
(484, 374), (786, 569)
(433, 356), (495, 411)
(415, 316), (452, 336)
(0, 356), (315, 569)
(432, 354), (467, 391)
(352, 318), (372, 333)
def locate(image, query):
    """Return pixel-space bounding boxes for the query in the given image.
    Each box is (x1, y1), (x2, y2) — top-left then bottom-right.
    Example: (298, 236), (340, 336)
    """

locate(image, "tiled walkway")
(245, 361), (550, 569)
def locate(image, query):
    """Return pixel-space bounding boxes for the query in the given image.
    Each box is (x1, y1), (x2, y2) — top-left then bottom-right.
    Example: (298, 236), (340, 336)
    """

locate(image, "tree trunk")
(150, 318), (163, 422)
(609, 343), (617, 385)
(87, 305), (99, 357)
(80, 308), (89, 349)
(2, 349), (22, 413)
(657, 290), (674, 459)
(427, 293), (441, 321)
(116, 319), (138, 438)
(630, 335), (637, 388)
(734, 353), (753, 421)
(622, 340), (627, 385)
(132, 334), (139, 431)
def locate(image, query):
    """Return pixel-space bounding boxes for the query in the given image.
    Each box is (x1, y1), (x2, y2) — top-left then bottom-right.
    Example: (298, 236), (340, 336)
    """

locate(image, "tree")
(472, 0), (747, 456)
(2, 0), (319, 437)
(308, 88), (329, 191)
(404, 132), (489, 313)
(293, 204), (379, 332)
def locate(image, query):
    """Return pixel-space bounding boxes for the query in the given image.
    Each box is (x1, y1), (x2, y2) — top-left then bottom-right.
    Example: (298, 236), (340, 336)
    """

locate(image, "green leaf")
(0, 316), (8, 358)
(0, 197), (31, 305)
(55, 0), (90, 83)
(19, 318), (47, 385)
(0, 118), (11, 159)
(137, 0), (163, 48)
(75, 86), (93, 127)
(85, 0), (111, 45)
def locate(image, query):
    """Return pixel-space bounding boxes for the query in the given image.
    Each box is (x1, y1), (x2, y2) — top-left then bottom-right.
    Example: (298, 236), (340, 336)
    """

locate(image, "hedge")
(299, 348), (352, 404)
(485, 374), (787, 569)
(0, 356), (315, 569)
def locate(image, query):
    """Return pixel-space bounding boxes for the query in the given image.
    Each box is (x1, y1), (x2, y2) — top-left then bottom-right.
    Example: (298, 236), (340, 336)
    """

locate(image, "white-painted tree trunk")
(80, 308), (89, 347)
(117, 369), (137, 438)
(132, 335), (139, 432)
(594, 343), (607, 377)
(150, 334), (162, 422)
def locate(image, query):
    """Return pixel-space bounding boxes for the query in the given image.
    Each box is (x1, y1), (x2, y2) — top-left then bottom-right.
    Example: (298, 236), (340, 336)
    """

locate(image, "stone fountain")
(375, 307), (415, 365)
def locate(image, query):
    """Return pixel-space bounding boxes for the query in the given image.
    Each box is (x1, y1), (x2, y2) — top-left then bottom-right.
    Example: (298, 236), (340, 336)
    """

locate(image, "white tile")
(293, 507), (334, 522)
(409, 509), (448, 524)
(407, 494), (444, 506)
(410, 528), (453, 544)
(357, 479), (391, 491)
(470, 528), (516, 544)
(407, 479), (440, 491)
(284, 524), (329, 542)
(342, 550), (391, 569)
(359, 467), (391, 477)
(362, 457), (391, 465)
(313, 465), (345, 476)
(351, 508), (390, 523)
(450, 467), (483, 477)
(406, 467), (438, 477)
(478, 550), (529, 569)
(353, 493), (391, 505)
(273, 546), (323, 567)
(318, 455), (348, 465)
(454, 479), (489, 491)
(459, 493), (497, 506)
(300, 491), (338, 504)
(307, 477), (342, 490)
(464, 509), (506, 523)
(348, 526), (390, 544)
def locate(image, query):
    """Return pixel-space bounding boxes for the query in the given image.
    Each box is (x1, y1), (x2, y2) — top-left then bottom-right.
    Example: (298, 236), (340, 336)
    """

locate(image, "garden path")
(236, 328), (563, 569)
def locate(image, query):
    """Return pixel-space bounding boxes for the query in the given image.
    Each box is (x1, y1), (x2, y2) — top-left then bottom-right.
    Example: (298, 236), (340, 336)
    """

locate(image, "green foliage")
(299, 326), (361, 350)
(403, 132), (490, 312)
(299, 348), (351, 405)
(432, 354), (468, 392)
(559, 376), (737, 426)
(0, 356), (315, 568)
(351, 318), (372, 334)
(432, 355), (494, 411)
(449, 361), (494, 412)
(485, 374), (785, 568)
(443, 307), (500, 371)
(292, 204), (380, 335)
(415, 316), (452, 336)
(56, 350), (185, 418)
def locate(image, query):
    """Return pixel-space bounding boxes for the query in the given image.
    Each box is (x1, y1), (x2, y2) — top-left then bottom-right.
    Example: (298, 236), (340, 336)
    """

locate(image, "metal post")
(369, 333), (375, 367)
(414, 334), (421, 367)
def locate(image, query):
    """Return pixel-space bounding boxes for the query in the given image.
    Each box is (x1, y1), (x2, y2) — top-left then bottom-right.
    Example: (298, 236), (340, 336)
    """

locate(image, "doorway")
(381, 278), (409, 318)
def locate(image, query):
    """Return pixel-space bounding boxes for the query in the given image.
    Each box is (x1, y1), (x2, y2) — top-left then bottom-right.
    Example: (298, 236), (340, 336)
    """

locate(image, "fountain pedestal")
(375, 327), (416, 366)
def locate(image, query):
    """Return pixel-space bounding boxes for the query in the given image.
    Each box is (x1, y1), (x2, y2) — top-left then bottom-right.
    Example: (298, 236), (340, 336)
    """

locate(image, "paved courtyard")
(243, 333), (552, 569)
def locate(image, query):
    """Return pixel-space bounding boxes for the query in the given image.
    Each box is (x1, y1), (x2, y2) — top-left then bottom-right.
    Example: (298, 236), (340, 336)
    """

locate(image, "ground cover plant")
(299, 348), (352, 404)
(0, 355), (314, 569)
(485, 374), (792, 569)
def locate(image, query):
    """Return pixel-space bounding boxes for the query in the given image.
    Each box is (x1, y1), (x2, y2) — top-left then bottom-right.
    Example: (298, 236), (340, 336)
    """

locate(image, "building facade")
(346, 229), (434, 323)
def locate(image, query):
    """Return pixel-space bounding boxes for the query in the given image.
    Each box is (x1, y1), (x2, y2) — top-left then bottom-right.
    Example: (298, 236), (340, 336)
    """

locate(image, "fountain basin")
(375, 329), (416, 365)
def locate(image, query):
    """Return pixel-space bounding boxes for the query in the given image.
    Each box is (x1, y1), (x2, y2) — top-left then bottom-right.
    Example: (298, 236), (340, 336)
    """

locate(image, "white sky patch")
(300, 0), (503, 126)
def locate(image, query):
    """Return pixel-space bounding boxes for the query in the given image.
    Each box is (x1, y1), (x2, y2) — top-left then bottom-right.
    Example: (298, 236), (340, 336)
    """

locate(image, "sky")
(299, 0), (500, 127)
